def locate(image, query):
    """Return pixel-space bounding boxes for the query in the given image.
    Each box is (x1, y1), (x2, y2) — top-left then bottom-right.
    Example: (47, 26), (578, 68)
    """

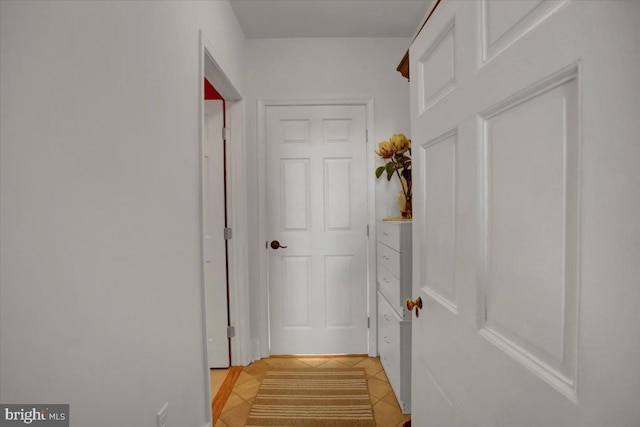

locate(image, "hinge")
(226, 325), (235, 338)
(222, 127), (229, 140)
(224, 227), (232, 240)
(365, 129), (368, 143)
(367, 317), (370, 328)
(366, 224), (370, 237)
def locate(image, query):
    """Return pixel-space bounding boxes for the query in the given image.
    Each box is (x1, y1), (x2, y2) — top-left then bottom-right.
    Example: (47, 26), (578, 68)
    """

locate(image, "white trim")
(227, 99), (251, 367)
(256, 98), (377, 358)
(198, 30), (249, 427)
(201, 32), (241, 101)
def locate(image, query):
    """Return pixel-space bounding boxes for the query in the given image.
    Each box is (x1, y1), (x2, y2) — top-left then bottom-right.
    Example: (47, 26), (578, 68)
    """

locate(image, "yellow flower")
(375, 141), (395, 159)
(390, 133), (410, 153)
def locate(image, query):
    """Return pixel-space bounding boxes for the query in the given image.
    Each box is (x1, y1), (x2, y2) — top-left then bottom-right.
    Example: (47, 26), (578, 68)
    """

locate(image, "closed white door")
(410, 1), (640, 426)
(204, 99), (229, 368)
(266, 104), (369, 355)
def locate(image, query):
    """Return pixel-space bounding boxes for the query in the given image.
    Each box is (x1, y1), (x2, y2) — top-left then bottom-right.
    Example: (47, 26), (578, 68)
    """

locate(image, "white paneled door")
(204, 99), (229, 368)
(266, 104), (369, 355)
(410, 1), (640, 426)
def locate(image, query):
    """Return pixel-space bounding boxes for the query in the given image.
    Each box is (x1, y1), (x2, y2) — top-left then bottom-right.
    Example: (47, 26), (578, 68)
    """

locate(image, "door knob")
(270, 240), (288, 250)
(406, 297), (423, 318)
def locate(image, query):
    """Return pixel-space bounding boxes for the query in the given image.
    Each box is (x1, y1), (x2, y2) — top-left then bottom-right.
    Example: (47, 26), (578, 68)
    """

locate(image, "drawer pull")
(382, 232), (389, 236)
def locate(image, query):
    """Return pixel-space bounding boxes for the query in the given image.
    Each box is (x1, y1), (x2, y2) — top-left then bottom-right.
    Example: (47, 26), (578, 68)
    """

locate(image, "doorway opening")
(199, 29), (246, 425)
(203, 78), (231, 369)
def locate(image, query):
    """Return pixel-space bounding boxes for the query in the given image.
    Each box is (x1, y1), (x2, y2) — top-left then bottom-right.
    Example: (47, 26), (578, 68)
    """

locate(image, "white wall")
(244, 38), (411, 356)
(0, 1), (245, 426)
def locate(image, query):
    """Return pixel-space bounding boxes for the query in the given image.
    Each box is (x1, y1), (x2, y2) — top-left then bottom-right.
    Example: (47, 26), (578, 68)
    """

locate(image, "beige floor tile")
(232, 377), (262, 401)
(380, 391), (402, 411)
(233, 371), (254, 386)
(373, 399), (406, 427)
(368, 375), (394, 400)
(210, 368), (230, 397)
(265, 357), (314, 369)
(396, 415), (411, 427)
(370, 392), (383, 405)
(246, 370), (267, 383)
(220, 392), (244, 413)
(294, 357), (332, 367)
(213, 419), (228, 427)
(355, 357), (384, 376)
(242, 360), (270, 378)
(220, 401), (252, 427)
(316, 359), (353, 369)
(375, 368), (390, 382)
(332, 355), (367, 366)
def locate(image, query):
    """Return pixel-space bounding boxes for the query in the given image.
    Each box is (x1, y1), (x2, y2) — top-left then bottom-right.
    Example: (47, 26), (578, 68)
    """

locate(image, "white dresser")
(376, 220), (412, 414)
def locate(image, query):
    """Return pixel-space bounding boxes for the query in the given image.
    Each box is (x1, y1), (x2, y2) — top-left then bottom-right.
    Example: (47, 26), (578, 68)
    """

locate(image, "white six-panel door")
(266, 104), (369, 355)
(410, 1), (640, 426)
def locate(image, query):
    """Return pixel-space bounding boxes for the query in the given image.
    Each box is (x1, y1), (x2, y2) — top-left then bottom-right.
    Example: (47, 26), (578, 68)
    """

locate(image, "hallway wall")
(244, 37), (411, 357)
(0, 1), (245, 426)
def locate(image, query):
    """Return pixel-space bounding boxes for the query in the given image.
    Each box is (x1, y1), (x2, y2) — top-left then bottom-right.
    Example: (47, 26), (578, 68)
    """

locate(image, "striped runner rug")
(246, 368), (376, 426)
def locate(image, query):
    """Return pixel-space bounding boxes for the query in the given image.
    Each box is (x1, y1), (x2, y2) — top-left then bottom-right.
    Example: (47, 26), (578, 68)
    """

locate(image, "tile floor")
(211, 368), (230, 398)
(214, 355), (410, 427)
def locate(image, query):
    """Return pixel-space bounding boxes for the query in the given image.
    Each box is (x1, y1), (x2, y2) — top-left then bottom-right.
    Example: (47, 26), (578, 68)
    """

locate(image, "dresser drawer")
(377, 242), (401, 278)
(377, 241), (412, 284)
(377, 221), (412, 253)
(377, 221), (402, 251)
(378, 263), (410, 320)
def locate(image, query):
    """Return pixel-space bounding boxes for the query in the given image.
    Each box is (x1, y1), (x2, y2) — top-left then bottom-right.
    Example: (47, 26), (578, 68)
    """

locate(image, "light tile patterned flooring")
(211, 368), (230, 397)
(214, 355), (410, 427)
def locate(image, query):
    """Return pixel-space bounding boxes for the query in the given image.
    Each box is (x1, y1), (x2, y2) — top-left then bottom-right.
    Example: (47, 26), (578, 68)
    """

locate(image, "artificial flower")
(375, 141), (395, 159)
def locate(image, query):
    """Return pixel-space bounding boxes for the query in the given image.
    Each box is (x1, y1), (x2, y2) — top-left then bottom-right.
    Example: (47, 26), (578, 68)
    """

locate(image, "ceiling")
(229, 0), (433, 39)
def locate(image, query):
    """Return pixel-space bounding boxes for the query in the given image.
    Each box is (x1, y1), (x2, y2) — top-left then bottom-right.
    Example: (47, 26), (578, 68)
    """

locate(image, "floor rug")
(246, 368), (376, 426)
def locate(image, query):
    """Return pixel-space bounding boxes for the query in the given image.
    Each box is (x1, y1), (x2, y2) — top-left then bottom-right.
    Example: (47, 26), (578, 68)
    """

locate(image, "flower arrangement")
(375, 134), (412, 218)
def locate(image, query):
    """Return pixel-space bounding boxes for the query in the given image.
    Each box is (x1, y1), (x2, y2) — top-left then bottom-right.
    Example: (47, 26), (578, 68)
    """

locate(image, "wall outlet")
(157, 402), (168, 427)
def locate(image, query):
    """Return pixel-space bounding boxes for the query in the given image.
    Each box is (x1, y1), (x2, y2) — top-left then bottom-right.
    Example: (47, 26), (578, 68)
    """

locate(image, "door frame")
(256, 98), (377, 358)
(198, 29), (250, 425)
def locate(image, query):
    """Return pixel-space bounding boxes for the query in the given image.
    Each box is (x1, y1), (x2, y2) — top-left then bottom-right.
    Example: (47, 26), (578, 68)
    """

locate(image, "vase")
(397, 178), (412, 219)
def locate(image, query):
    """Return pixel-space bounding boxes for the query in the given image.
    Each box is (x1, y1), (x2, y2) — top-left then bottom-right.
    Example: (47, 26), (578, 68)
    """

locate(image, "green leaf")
(375, 166), (385, 179)
(386, 163), (395, 181)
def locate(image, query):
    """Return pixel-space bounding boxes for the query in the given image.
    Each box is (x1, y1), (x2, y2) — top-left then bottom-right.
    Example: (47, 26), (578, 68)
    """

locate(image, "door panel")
(410, 1), (640, 426)
(478, 68), (580, 390)
(267, 104), (369, 355)
(421, 130), (458, 313)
